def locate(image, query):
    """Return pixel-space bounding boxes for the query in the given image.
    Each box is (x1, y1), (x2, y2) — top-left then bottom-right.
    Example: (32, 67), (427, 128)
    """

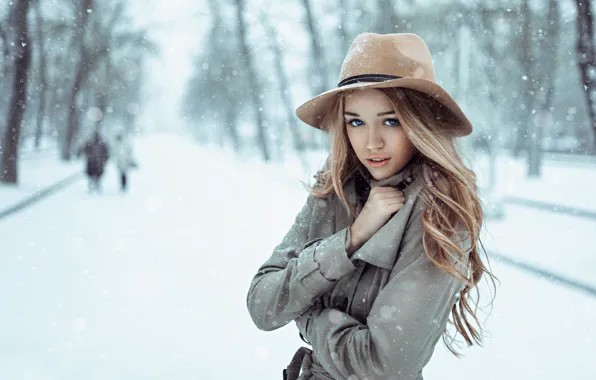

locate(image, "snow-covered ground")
(0, 133), (594, 379)
(473, 152), (596, 213)
(0, 149), (80, 211)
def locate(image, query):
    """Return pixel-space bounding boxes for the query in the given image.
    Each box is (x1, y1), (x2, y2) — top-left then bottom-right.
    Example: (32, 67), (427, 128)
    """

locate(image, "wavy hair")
(309, 87), (497, 356)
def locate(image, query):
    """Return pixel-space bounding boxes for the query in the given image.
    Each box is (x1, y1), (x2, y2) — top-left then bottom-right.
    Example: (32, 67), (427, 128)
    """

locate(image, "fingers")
(369, 186), (402, 194)
(385, 197), (405, 206)
(370, 191), (405, 202)
(364, 186), (406, 216)
(369, 186), (403, 197)
(363, 197), (405, 214)
(386, 200), (405, 210)
(370, 187), (403, 196)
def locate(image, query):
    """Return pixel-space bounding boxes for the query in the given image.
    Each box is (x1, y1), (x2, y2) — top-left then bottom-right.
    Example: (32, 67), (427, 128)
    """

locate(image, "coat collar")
(339, 159), (424, 270)
(364, 159), (417, 189)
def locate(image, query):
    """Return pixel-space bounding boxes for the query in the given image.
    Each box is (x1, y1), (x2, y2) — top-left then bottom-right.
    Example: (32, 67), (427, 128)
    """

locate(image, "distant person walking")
(79, 131), (110, 193)
(112, 132), (135, 192)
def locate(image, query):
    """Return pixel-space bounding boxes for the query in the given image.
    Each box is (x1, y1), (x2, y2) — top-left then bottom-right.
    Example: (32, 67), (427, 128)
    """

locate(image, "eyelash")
(345, 118), (401, 128)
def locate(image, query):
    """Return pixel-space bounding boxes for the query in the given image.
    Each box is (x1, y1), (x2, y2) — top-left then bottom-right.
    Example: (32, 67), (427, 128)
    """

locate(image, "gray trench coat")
(246, 163), (468, 380)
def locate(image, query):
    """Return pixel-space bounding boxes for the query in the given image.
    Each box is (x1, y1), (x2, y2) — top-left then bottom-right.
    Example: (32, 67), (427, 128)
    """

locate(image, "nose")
(366, 126), (383, 150)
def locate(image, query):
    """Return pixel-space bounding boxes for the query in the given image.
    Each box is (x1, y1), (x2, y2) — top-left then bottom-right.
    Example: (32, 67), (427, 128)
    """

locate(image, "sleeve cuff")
(294, 228), (357, 297)
(313, 227), (356, 281)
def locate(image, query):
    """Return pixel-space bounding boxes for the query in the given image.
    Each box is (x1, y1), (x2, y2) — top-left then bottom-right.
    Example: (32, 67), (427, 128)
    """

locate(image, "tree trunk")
(62, 0), (94, 160)
(514, 0), (534, 157)
(63, 66), (84, 159)
(260, 11), (308, 170)
(1, 0), (32, 184)
(33, 0), (48, 150)
(334, 0), (352, 86)
(0, 26), (11, 81)
(575, 0), (596, 153)
(234, 0), (270, 161)
(301, 0), (327, 149)
(225, 112), (240, 153)
(207, 0), (241, 153)
(528, 0), (560, 176)
(93, 59), (109, 134)
(301, 0), (327, 96)
(336, 0), (350, 56)
(477, 9), (502, 191)
(0, 26), (12, 138)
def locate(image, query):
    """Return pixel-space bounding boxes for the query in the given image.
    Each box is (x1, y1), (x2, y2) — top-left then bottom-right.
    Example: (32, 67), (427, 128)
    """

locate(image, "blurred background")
(0, 0), (594, 379)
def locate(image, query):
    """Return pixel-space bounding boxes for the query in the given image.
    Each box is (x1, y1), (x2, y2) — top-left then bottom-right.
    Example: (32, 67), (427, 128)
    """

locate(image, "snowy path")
(0, 134), (594, 379)
(0, 151), (80, 212)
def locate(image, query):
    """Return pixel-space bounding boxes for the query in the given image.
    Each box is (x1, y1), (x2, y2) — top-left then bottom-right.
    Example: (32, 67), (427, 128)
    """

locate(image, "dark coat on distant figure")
(82, 135), (110, 177)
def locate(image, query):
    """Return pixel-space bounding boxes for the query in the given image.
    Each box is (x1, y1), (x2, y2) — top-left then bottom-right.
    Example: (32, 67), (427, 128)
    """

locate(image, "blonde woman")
(246, 33), (495, 380)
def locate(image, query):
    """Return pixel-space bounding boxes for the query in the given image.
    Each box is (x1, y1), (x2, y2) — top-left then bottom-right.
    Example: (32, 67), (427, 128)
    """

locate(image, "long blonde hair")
(310, 87), (497, 356)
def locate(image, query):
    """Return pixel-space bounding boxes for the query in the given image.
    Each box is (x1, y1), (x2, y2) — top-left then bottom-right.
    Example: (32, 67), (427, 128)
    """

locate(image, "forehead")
(344, 88), (393, 110)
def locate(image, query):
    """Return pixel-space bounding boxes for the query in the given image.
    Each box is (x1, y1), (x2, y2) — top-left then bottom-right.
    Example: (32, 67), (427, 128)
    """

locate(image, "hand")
(349, 186), (405, 251)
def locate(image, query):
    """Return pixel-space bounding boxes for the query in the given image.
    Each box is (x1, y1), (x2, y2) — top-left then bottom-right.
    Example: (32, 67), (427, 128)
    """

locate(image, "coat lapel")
(350, 178), (423, 269)
(334, 176), (357, 232)
(337, 162), (424, 270)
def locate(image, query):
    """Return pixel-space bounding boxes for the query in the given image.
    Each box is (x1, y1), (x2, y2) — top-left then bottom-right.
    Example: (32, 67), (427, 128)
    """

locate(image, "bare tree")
(32, 0), (48, 149)
(336, 0), (351, 56)
(0, 24), (12, 132)
(0, 0), (32, 184)
(300, 0), (329, 149)
(0, 26), (7, 70)
(260, 11), (308, 170)
(528, 0), (560, 175)
(36, 13), (76, 141)
(301, 0), (327, 97)
(513, 0), (534, 157)
(0, 25), (10, 81)
(233, 0), (270, 161)
(61, 0), (94, 160)
(60, 0), (152, 157)
(182, 0), (247, 151)
(89, 3), (150, 134)
(207, 0), (241, 150)
(575, 0), (596, 152)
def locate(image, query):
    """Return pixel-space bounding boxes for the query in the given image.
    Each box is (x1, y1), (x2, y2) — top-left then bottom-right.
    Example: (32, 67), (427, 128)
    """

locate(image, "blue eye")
(384, 118), (401, 127)
(346, 119), (364, 127)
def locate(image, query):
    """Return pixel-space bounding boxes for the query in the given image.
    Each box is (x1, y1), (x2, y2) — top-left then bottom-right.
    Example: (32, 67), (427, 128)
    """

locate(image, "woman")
(246, 33), (495, 380)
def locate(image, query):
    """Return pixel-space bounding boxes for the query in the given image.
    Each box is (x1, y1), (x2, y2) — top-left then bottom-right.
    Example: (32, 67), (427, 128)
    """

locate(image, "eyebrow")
(344, 111), (396, 117)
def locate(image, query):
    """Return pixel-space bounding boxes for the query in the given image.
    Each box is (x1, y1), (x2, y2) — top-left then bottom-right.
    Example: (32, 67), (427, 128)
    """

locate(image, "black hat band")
(338, 74), (402, 87)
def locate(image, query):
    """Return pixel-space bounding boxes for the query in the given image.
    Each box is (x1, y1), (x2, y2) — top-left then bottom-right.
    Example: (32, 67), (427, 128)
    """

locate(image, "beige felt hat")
(295, 33), (472, 136)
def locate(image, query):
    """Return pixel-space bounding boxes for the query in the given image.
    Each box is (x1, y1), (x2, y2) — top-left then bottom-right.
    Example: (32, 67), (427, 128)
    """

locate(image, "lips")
(368, 158), (389, 162)
(367, 157), (390, 167)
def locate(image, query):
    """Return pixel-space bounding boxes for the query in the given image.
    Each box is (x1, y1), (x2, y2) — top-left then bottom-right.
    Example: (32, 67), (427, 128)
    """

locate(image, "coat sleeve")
(247, 193), (358, 331)
(297, 205), (468, 380)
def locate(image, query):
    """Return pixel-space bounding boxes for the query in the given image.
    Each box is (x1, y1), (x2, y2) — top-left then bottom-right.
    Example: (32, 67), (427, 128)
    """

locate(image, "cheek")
(346, 129), (364, 153)
(389, 131), (416, 157)
(403, 139), (416, 155)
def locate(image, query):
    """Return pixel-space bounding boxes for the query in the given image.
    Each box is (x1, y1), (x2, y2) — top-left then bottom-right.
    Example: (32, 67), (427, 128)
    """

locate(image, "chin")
(369, 169), (391, 180)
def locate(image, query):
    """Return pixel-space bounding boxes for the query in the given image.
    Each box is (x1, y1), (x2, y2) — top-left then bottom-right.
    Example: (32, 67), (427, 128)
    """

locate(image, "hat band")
(338, 74), (402, 87)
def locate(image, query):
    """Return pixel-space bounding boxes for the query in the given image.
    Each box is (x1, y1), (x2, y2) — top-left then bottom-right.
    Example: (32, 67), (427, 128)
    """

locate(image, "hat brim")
(295, 78), (472, 137)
